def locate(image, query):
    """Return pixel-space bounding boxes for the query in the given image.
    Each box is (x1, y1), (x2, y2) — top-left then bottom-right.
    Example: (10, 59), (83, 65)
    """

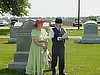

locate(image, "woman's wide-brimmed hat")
(33, 19), (46, 27)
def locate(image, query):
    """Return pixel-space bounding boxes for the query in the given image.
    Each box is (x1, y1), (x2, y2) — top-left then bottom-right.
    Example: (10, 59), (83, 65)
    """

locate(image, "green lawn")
(0, 29), (10, 36)
(0, 38), (100, 75)
(1, 29), (100, 36)
(66, 29), (100, 36)
(66, 29), (84, 36)
(0, 39), (26, 75)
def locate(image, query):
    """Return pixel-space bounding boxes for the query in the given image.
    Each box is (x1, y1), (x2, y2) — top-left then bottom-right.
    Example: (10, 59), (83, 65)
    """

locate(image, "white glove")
(57, 37), (62, 41)
(43, 52), (48, 62)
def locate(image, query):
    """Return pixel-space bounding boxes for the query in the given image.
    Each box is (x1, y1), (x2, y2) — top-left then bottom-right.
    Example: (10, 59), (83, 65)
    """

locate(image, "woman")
(26, 19), (48, 75)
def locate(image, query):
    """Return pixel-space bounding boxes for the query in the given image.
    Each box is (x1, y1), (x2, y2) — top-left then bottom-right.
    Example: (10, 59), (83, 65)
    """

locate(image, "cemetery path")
(0, 26), (10, 29)
(0, 36), (10, 38)
(69, 36), (82, 38)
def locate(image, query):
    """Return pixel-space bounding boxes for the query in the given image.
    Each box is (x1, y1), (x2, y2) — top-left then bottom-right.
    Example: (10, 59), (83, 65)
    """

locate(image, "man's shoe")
(52, 73), (56, 75)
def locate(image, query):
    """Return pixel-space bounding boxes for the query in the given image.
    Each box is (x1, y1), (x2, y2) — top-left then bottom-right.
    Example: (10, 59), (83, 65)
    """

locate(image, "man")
(49, 18), (68, 75)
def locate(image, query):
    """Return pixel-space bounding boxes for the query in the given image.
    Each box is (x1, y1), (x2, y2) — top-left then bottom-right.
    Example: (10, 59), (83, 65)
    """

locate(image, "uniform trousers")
(52, 45), (65, 74)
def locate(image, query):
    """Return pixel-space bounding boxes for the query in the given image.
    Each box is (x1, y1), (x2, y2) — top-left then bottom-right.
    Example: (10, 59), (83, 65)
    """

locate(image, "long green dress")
(26, 28), (48, 75)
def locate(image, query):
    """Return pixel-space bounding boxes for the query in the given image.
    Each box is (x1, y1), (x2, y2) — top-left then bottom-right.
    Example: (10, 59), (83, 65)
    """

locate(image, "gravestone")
(8, 24), (17, 43)
(8, 20), (35, 69)
(8, 19), (18, 43)
(8, 19), (50, 69)
(80, 21), (100, 43)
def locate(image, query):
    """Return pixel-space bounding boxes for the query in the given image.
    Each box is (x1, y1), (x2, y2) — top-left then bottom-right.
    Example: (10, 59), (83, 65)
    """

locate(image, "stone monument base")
(9, 51), (29, 69)
(8, 38), (16, 43)
(80, 38), (100, 44)
(8, 61), (27, 69)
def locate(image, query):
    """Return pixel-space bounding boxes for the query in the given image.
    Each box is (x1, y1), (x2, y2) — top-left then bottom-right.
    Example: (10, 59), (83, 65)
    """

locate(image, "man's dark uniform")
(52, 27), (66, 75)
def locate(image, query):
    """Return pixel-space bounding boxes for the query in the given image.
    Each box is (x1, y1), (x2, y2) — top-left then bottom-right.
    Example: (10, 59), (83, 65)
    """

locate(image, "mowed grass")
(65, 39), (100, 75)
(1, 29), (100, 36)
(0, 39), (25, 75)
(0, 29), (10, 36)
(66, 29), (100, 36)
(0, 38), (100, 75)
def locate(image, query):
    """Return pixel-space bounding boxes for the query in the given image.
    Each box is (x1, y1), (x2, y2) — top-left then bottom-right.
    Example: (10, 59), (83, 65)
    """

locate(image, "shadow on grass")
(44, 69), (52, 72)
(0, 68), (26, 75)
(0, 68), (51, 75)
(3, 42), (16, 44)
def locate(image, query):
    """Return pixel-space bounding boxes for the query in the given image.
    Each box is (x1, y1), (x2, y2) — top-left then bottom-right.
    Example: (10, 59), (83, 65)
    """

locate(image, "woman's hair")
(33, 24), (38, 29)
(35, 24), (38, 28)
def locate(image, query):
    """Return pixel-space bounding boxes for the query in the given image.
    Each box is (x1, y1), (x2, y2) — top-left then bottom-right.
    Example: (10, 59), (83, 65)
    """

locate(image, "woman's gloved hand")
(42, 44), (47, 52)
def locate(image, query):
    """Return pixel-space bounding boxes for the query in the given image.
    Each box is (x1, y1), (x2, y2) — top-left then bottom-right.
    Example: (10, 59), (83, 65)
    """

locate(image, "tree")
(0, 0), (31, 16)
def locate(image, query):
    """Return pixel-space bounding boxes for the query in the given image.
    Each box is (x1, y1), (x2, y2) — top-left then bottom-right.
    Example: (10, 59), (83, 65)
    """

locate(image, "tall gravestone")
(8, 20), (35, 69)
(80, 21), (100, 43)
(8, 23), (16, 43)
(8, 19), (50, 69)
(8, 19), (18, 43)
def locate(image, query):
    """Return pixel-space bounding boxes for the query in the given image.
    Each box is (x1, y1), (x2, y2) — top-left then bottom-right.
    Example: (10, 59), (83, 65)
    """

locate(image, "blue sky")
(28, 0), (100, 17)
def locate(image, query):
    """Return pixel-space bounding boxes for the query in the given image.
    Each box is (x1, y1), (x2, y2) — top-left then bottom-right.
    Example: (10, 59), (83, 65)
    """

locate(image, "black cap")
(55, 18), (62, 23)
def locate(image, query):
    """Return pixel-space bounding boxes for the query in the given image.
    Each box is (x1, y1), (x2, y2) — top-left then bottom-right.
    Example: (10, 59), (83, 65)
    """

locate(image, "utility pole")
(78, 0), (80, 29)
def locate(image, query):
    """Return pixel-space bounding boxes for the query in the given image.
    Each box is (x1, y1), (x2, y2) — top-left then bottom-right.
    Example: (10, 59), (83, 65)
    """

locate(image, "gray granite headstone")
(80, 21), (100, 43)
(8, 19), (18, 43)
(8, 20), (35, 69)
(8, 24), (17, 43)
(8, 19), (50, 69)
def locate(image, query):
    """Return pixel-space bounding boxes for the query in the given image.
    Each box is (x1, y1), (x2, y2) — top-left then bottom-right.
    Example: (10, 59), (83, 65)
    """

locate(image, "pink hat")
(33, 19), (46, 27)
